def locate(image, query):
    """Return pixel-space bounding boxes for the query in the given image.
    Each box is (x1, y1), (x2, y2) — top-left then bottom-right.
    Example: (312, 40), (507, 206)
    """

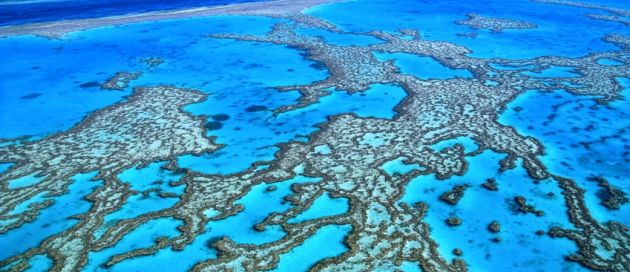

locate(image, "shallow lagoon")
(99, 173), (328, 272)
(0, 0), (629, 271)
(374, 52), (472, 80)
(0, 172), (101, 261)
(402, 148), (586, 271)
(500, 79), (630, 226)
(0, 12), (367, 270)
(0, 15), (286, 139)
(308, 0), (630, 58)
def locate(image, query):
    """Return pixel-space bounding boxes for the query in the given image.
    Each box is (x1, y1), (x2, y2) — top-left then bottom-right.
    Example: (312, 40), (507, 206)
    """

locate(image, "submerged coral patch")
(0, 0), (629, 271)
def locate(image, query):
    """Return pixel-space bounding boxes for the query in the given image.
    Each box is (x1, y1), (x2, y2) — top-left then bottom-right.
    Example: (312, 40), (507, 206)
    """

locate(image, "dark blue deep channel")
(0, 0), (266, 26)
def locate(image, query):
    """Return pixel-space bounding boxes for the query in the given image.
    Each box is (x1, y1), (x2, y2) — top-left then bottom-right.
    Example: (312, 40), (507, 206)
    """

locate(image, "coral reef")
(439, 184), (469, 205)
(456, 13), (537, 32)
(1, 1), (629, 271)
(101, 71), (142, 90)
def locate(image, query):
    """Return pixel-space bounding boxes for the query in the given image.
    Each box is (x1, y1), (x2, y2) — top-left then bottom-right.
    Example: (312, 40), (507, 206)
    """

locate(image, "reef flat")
(0, 0), (629, 271)
(456, 14), (537, 32)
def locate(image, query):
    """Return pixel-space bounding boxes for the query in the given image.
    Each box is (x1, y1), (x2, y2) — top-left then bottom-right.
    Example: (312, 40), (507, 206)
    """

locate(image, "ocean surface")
(0, 0), (628, 271)
(0, 0), (266, 26)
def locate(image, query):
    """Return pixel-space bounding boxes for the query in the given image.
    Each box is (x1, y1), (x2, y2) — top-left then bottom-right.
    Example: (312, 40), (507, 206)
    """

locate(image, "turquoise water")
(289, 192), (349, 223)
(382, 157), (425, 176)
(374, 52), (473, 79)
(499, 79), (630, 225)
(0, 172), (101, 260)
(179, 83), (406, 174)
(104, 174), (319, 271)
(308, 0), (629, 58)
(0, 163), (13, 174)
(97, 162), (185, 232)
(7, 173), (44, 189)
(1, 0), (629, 271)
(86, 217), (184, 271)
(430, 136), (479, 153)
(117, 161), (185, 194)
(297, 28), (383, 46)
(400, 261), (422, 272)
(521, 66), (580, 78)
(0, 12), (365, 270)
(0, 15), (284, 139)
(596, 58), (623, 66)
(274, 224), (351, 272)
(401, 150), (585, 271)
(26, 255), (53, 272)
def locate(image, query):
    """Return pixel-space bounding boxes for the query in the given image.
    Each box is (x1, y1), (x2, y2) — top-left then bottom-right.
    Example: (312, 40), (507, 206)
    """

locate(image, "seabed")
(0, 0), (629, 271)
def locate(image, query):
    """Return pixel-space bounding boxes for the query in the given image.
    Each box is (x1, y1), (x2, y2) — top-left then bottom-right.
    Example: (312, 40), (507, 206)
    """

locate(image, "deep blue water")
(0, 0), (266, 26)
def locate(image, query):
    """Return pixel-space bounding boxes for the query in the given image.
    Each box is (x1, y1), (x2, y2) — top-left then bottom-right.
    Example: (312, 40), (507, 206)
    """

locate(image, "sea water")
(1, 0), (628, 271)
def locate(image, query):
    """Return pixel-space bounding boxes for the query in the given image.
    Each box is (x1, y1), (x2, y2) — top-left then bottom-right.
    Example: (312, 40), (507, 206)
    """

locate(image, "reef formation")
(456, 13), (537, 32)
(0, 0), (629, 271)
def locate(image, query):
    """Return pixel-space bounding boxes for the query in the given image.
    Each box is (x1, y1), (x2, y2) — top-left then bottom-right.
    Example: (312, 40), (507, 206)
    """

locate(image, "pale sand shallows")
(0, 0), (340, 38)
